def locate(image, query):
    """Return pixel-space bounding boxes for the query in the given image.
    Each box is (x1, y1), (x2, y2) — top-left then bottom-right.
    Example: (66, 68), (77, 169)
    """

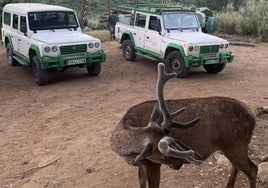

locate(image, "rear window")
(3, 12), (11, 26)
(12, 14), (19, 29)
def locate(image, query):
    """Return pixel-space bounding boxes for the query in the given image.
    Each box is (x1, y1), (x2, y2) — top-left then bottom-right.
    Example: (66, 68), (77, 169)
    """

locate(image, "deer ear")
(150, 103), (160, 123)
(134, 143), (154, 163)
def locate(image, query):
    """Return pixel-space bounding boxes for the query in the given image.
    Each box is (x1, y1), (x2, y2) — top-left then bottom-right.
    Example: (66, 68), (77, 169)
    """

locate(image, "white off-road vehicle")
(109, 3), (233, 77)
(2, 3), (106, 85)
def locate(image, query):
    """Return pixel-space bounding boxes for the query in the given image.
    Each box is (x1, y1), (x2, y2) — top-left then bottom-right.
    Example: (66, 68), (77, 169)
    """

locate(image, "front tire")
(86, 62), (101, 76)
(6, 43), (18, 66)
(165, 51), (189, 78)
(32, 56), (48, 86)
(203, 63), (226, 74)
(122, 39), (136, 61)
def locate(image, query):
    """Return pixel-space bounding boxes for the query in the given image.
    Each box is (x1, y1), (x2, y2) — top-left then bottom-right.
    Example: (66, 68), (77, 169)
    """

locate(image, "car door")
(145, 15), (162, 55)
(11, 13), (20, 52)
(133, 12), (146, 49)
(18, 15), (30, 60)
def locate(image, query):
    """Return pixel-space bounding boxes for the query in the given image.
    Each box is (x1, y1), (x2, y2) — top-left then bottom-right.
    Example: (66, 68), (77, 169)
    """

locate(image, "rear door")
(145, 15), (162, 55)
(18, 15), (30, 60)
(11, 13), (20, 52)
(133, 12), (146, 49)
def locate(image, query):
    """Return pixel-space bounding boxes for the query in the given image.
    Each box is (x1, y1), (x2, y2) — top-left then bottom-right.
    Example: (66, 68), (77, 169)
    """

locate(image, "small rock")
(86, 168), (94, 174)
(255, 106), (268, 116)
(215, 154), (232, 171)
(258, 162), (268, 184)
(261, 156), (268, 162)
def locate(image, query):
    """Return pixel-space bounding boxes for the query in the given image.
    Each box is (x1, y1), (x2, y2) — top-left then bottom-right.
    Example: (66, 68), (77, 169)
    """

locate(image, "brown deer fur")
(110, 64), (257, 188)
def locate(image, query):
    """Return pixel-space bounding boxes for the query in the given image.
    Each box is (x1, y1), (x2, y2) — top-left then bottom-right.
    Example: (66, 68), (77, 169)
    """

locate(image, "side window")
(135, 13), (146, 28)
(20, 16), (27, 33)
(12, 14), (19, 30)
(3, 12), (11, 26)
(149, 16), (161, 32)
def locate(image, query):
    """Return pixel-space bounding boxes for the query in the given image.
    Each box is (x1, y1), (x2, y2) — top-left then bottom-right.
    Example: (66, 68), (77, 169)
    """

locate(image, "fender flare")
(165, 43), (189, 66)
(29, 44), (42, 62)
(4, 35), (13, 48)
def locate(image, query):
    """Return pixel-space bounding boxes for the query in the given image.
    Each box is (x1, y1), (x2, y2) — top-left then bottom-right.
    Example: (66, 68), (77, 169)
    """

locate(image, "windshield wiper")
(180, 28), (199, 32)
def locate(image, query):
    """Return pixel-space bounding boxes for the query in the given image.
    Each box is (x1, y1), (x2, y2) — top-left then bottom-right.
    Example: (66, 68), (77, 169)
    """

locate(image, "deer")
(110, 63), (258, 188)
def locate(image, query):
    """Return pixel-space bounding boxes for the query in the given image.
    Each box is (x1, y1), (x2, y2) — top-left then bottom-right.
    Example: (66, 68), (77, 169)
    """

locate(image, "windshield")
(163, 12), (199, 30)
(28, 11), (78, 31)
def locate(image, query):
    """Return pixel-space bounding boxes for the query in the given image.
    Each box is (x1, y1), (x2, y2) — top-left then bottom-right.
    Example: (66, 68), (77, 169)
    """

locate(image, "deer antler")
(156, 63), (200, 132)
(158, 136), (202, 165)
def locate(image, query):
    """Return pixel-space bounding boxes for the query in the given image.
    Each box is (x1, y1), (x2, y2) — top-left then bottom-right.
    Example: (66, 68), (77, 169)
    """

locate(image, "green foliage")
(216, 0), (268, 41)
(1, 0), (268, 41)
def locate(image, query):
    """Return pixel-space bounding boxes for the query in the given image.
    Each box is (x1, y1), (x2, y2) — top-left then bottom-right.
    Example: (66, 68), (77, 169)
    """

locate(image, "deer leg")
(245, 157), (258, 188)
(138, 162), (161, 188)
(147, 163), (161, 188)
(225, 164), (239, 188)
(223, 148), (258, 188)
(138, 166), (147, 188)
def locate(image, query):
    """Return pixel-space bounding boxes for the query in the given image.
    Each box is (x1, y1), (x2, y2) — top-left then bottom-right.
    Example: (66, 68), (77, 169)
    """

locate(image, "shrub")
(215, 0), (268, 41)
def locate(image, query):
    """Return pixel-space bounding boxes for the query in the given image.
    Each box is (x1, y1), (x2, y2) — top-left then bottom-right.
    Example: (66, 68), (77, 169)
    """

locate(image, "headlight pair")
(189, 45), (199, 52)
(88, 42), (100, 48)
(220, 43), (229, 49)
(44, 46), (58, 53)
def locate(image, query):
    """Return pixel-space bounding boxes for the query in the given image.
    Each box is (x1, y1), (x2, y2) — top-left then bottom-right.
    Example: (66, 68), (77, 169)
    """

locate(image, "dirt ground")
(0, 38), (268, 188)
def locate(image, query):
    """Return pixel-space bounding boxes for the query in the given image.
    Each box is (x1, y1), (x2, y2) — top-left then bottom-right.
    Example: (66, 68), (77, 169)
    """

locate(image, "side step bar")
(135, 52), (159, 61)
(13, 56), (30, 66)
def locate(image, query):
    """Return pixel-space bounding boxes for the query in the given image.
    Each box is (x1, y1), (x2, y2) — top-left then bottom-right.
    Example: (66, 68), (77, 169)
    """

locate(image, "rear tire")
(203, 63), (226, 74)
(86, 62), (101, 76)
(122, 39), (136, 61)
(6, 43), (18, 66)
(32, 56), (48, 86)
(165, 51), (189, 78)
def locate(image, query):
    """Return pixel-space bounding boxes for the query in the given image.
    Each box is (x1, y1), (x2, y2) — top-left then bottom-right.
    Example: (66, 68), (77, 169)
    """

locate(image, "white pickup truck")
(2, 3), (106, 85)
(109, 3), (233, 77)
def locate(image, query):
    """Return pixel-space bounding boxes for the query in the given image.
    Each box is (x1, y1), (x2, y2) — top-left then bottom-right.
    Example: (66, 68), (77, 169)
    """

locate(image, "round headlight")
(52, 46), (58, 52)
(189, 46), (193, 52)
(225, 43), (229, 48)
(88, 43), (94, 48)
(220, 44), (224, 49)
(95, 42), (100, 48)
(44, 46), (50, 53)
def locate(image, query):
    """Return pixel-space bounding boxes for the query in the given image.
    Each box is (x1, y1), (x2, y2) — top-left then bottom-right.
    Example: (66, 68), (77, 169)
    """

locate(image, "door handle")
(134, 33), (136, 35)
(146, 37), (149, 39)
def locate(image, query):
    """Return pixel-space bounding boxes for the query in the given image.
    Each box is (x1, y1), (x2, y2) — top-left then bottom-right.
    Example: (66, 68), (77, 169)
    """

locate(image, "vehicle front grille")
(62, 53), (86, 58)
(200, 45), (219, 55)
(60, 44), (87, 55)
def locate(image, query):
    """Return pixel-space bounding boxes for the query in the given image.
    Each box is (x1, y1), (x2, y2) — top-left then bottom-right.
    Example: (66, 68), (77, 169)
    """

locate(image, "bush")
(215, 0), (268, 41)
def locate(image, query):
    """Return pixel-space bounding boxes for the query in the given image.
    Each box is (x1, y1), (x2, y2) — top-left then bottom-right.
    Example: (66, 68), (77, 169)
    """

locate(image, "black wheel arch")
(164, 47), (185, 60)
(120, 33), (131, 44)
(4, 37), (10, 47)
(29, 49), (37, 65)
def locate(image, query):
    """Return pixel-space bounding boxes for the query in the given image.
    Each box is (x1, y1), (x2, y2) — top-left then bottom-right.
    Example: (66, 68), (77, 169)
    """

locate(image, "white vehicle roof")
(3, 3), (74, 14)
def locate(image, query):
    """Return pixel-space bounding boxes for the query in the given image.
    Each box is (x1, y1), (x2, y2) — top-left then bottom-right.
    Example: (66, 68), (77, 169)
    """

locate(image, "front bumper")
(185, 52), (234, 67)
(41, 50), (106, 70)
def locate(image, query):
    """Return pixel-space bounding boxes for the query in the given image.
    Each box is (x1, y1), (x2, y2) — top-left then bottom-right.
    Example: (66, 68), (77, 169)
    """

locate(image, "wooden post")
(108, 0), (113, 41)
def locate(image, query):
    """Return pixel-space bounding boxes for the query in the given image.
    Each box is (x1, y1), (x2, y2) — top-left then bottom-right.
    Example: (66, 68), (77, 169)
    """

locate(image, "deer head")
(111, 63), (202, 167)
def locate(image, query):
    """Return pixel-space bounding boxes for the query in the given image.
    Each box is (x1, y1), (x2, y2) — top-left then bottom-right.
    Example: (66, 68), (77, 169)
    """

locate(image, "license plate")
(67, 59), (86, 65)
(205, 59), (219, 65)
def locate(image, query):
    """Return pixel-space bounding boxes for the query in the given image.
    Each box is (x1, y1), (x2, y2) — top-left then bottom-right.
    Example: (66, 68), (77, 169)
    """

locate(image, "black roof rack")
(116, 3), (195, 15)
